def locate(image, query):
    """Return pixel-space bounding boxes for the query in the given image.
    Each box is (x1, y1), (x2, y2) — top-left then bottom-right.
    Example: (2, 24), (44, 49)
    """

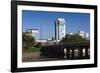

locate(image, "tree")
(60, 34), (89, 43)
(22, 32), (35, 49)
(35, 42), (42, 48)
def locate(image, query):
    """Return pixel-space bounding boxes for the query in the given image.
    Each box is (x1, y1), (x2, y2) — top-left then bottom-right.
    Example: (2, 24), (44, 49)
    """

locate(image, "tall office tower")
(55, 18), (66, 44)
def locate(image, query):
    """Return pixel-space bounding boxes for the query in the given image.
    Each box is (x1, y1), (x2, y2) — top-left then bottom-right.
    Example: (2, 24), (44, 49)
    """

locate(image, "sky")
(22, 10), (90, 39)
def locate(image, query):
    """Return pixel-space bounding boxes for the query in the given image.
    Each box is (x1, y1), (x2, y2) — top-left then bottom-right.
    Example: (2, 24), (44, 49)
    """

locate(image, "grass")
(23, 47), (41, 53)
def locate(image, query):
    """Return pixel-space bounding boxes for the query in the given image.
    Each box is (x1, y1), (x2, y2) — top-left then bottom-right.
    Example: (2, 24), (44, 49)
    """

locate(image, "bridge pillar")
(85, 48), (88, 58)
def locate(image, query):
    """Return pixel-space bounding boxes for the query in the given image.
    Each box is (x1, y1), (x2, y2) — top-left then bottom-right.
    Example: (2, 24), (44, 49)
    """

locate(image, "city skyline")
(22, 10), (90, 39)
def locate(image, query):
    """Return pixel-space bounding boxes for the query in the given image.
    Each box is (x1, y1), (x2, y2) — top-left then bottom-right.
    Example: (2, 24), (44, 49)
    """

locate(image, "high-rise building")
(55, 18), (66, 43)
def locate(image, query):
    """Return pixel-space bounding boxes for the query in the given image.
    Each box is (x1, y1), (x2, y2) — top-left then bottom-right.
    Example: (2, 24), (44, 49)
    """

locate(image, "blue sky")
(22, 10), (90, 39)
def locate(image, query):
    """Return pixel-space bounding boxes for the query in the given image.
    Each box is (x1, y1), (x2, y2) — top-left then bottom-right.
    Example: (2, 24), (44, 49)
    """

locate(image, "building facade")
(55, 18), (66, 43)
(27, 29), (39, 40)
(78, 31), (90, 40)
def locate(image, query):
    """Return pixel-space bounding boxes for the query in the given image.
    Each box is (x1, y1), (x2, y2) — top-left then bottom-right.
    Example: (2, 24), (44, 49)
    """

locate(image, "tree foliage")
(22, 32), (35, 49)
(60, 34), (89, 43)
(35, 42), (42, 48)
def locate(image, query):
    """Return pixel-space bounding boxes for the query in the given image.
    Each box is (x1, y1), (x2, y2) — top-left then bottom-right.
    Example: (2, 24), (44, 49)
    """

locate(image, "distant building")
(78, 31), (89, 40)
(36, 39), (57, 46)
(55, 18), (66, 43)
(85, 33), (90, 40)
(79, 31), (85, 38)
(27, 29), (39, 40)
(69, 33), (73, 35)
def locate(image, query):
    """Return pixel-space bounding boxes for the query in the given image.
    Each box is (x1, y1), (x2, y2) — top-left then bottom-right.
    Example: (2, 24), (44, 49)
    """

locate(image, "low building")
(78, 31), (90, 40)
(27, 29), (39, 40)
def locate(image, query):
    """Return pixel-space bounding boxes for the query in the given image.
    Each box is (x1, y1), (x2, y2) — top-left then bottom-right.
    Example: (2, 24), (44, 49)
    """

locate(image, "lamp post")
(55, 20), (58, 44)
(40, 24), (42, 42)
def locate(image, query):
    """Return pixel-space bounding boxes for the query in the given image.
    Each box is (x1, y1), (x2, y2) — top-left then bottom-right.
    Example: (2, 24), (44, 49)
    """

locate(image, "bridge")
(40, 42), (90, 60)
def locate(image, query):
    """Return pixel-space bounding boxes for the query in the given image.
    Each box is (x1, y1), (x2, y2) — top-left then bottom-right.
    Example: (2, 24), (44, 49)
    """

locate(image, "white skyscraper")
(55, 18), (66, 43)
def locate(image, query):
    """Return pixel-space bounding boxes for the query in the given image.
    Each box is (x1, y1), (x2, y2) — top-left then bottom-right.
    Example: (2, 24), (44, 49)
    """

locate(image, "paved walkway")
(22, 52), (60, 62)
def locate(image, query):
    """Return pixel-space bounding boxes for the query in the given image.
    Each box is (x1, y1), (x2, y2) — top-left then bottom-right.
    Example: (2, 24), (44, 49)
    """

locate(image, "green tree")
(35, 42), (42, 48)
(22, 32), (35, 49)
(60, 34), (89, 43)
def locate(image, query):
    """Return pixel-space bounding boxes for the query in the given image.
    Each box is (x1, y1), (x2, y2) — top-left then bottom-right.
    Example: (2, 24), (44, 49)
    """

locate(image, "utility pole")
(40, 24), (42, 42)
